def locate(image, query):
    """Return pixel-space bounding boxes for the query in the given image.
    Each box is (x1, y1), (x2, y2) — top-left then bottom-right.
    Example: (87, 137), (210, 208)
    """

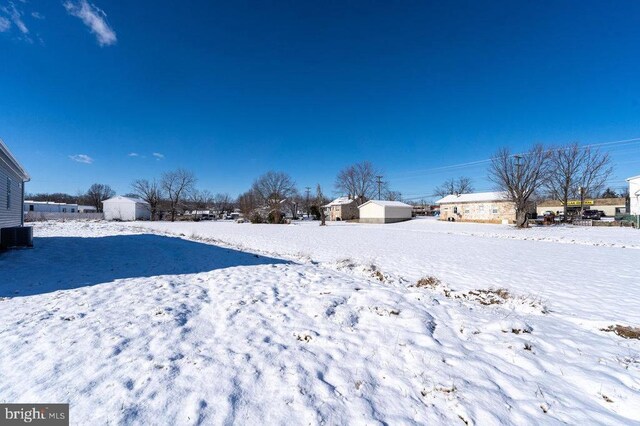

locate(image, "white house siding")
(629, 176), (640, 215)
(0, 148), (27, 230)
(24, 201), (79, 213)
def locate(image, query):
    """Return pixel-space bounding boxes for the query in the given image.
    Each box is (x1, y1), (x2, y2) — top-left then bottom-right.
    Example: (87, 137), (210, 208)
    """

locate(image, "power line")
(376, 175), (383, 200)
(389, 137), (640, 182)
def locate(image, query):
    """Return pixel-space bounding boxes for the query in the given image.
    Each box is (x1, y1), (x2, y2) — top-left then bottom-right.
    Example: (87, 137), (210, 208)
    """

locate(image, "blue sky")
(2, 1), (640, 200)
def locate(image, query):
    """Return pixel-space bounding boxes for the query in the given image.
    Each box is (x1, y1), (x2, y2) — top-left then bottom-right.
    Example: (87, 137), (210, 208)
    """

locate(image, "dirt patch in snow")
(601, 325), (640, 340)
(413, 277), (547, 314)
(414, 276), (441, 289)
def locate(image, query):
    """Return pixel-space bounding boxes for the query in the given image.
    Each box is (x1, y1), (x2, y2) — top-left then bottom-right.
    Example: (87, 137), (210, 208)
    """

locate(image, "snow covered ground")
(1, 219), (639, 424)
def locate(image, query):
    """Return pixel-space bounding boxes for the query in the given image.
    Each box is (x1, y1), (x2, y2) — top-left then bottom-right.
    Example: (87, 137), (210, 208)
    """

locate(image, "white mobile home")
(103, 196), (151, 221)
(24, 200), (79, 213)
(0, 139), (31, 248)
(628, 175), (640, 216)
(357, 200), (413, 224)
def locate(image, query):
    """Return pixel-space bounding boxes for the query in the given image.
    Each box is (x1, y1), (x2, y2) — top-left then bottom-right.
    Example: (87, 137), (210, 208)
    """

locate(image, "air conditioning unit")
(0, 226), (33, 250)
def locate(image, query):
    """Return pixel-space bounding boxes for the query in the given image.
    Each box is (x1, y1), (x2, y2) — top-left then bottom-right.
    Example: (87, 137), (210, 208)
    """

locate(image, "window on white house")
(464, 209), (470, 214)
(492, 208), (498, 214)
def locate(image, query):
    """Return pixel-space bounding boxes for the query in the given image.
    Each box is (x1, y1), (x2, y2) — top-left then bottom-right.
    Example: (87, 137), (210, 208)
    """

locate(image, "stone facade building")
(436, 192), (516, 224)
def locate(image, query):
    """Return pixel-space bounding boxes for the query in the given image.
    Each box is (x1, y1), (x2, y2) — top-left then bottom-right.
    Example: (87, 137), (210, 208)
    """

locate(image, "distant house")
(1, 140), (30, 248)
(536, 197), (627, 218)
(323, 196), (359, 221)
(357, 200), (413, 224)
(78, 205), (98, 213)
(103, 196), (151, 221)
(628, 175), (640, 215)
(436, 192), (516, 224)
(24, 200), (78, 213)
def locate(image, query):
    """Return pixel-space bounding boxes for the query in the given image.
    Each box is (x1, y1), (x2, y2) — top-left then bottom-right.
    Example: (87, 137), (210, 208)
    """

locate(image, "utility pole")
(376, 175), (383, 200)
(305, 187), (311, 218)
(514, 155), (522, 222)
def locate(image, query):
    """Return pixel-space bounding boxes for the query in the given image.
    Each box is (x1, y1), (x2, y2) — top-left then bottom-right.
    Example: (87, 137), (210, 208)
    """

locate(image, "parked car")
(582, 210), (601, 220)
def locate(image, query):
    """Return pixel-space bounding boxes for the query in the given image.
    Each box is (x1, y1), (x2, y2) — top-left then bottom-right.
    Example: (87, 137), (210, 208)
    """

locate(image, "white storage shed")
(628, 175), (640, 216)
(103, 196), (151, 221)
(357, 200), (413, 224)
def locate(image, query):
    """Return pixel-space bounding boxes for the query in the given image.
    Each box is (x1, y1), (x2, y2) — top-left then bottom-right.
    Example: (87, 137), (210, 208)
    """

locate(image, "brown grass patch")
(601, 325), (640, 340)
(460, 288), (511, 305)
(415, 276), (441, 288)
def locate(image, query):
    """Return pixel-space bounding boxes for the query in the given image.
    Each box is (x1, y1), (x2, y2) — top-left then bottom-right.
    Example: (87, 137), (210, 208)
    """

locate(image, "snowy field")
(1, 218), (639, 425)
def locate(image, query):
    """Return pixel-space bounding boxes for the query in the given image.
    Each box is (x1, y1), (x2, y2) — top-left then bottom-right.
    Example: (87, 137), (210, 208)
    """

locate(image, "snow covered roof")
(323, 196), (356, 207)
(0, 138), (30, 181)
(103, 196), (149, 205)
(358, 200), (413, 209)
(24, 200), (78, 206)
(436, 191), (508, 204)
(626, 175), (640, 182)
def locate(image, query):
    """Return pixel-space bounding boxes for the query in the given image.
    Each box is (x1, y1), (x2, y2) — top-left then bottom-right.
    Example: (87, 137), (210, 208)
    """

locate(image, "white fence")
(571, 219), (593, 227)
(24, 212), (104, 222)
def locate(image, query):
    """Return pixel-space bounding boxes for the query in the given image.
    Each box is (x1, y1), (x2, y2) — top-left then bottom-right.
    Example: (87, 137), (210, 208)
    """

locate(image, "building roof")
(323, 196), (356, 207)
(103, 196), (149, 205)
(24, 200), (78, 206)
(0, 139), (30, 181)
(626, 175), (640, 182)
(436, 191), (508, 204)
(358, 200), (413, 209)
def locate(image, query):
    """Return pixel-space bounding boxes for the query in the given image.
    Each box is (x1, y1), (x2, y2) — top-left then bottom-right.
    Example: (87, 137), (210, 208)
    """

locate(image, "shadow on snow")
(0, 234), (289, 297)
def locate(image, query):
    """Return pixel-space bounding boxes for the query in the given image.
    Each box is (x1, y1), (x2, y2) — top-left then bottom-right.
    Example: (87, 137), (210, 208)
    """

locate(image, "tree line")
(27, 161), (403, 224)
(27, 144), (619, 228)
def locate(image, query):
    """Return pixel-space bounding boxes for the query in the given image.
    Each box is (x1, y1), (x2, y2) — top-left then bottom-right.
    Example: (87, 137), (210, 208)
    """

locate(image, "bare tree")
(251, 171), (297, 223)
(84, 183), (115, 212)
(384, 189), (403, 201)
(545, 143), (613, 216)
(488, 145), (550, 228)
(161, 169), (197, 222)
(433, 177), (474, 198)
(188, 189), (213, 220)
(237, 190), (258, 217)
(600, 188), (618, 198)
(131, 179), (162, 220)
(285, 189), (303, 219)
(334, 161), (380, 205)
(574, 148), (613, 212)
(316, 184), (327, 226)
(213, 193), (234, 218)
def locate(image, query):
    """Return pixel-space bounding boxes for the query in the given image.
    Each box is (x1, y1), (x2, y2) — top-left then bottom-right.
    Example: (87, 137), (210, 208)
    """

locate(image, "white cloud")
(128, 152), (139, 157)
(152, 152), (164, 160)
(0, 16), (10, 32)
(69, 154), (94, 164)
(1, 2), (29, 34)
(63, 0), (116, 46)
(31, 11), (44, 20)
